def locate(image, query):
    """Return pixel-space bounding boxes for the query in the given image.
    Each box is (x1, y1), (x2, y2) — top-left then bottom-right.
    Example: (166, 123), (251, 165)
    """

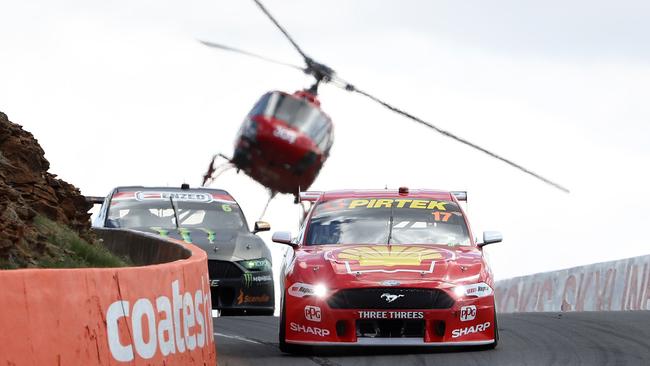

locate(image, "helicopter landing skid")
(258, 190), (277, 221)
(201, 154), (234, 187)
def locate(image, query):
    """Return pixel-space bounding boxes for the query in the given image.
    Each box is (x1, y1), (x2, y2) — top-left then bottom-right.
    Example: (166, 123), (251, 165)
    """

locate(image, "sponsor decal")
(431, 211), (453, 222)
(359, 311), (424, 319)
(242, 273), (272, 288)
(380, 293), (404, 303)
(273, 126), (298, 144)
(178, 228), (192, 243)
(110, 192), (136, 201)
(236, 290), (270, 305)
(151, 227), (169, 238)
(106, 277), (213, 362)
(151, 227), (193, 243)
(304, 306), (322, 322)
(200, 228), (216, 244)
(328, 245), (454, 274)
(380, 280), (401, 286)
(289, 322), (330, 337)
(135, 191), (213, 203)
(451, 322), (491, 338)
(209, 279), (220, 287)
(460, 305), (477, 321)
(348, 199), (450, 211)
(463, 283), (494, 298)
(288, 282), (315, 298)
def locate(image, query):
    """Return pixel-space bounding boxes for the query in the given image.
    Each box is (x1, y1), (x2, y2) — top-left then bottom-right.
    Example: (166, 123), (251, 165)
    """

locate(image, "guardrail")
(0, 229), (217, 365)
(495, 254), (650, 313)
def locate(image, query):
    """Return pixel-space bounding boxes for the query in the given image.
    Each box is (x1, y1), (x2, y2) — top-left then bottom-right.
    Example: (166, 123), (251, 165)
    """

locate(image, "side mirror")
(272, 231), (294, 246)
(478, 231), (502, 248)
(253, 221), (271, 234)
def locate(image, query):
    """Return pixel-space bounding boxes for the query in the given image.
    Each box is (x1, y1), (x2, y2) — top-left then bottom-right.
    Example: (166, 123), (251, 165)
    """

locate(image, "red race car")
(272, 188), (502, 352)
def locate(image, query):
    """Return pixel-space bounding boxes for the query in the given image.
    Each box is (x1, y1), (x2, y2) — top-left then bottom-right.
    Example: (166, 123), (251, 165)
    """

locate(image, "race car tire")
(279, 299), (308, 354)
(484, 311), (499, 350)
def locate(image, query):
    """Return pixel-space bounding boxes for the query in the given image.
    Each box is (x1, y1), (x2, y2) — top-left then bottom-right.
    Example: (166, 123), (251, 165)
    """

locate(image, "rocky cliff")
(0, 111), (95, 267)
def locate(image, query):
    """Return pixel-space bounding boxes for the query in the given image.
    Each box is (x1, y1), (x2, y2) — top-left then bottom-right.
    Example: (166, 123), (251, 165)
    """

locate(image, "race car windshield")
(106, 198), (246, 232)
(306, 198), (471, 246)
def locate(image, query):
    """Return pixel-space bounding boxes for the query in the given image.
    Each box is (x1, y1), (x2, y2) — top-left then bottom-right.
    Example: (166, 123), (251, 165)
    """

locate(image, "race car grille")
(208, 260), (242, 279)
(356, 319), (424, 338)
(327, 288), (454, 309)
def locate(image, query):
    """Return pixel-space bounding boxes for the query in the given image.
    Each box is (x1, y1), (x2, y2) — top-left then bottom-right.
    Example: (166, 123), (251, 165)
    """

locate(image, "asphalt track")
(213, 312), (650, 366)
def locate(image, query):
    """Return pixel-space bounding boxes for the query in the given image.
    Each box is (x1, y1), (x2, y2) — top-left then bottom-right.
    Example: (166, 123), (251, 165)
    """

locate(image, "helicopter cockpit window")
(249, 92), (272, 117)
(266, 92), (331, 142)
(313, 124), (332, 153)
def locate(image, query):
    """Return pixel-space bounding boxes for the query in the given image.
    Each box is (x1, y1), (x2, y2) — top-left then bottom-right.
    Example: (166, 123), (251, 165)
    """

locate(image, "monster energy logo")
(151, 227), (169, 238)
(201, 228), (216, 244)
(242, 273), (272, 288)
(178, 228), (192, 243)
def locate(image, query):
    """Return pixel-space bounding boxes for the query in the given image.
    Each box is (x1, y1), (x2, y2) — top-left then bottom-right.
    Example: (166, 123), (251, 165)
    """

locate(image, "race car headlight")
(453, 285), (467, 298)
(313, 284), (328, 298)
(453, 282), (493, 298)
(238, 258), (271, 271)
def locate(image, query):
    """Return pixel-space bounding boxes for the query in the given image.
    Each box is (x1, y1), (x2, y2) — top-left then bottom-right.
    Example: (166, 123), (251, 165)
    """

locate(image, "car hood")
(291, 244), (486, 287)
(132, 227), (271, 262)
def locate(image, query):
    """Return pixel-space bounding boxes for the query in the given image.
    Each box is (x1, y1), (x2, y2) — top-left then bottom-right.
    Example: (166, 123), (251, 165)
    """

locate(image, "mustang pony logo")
(381, 293), (404, 303)
(328, 245), (453, 274)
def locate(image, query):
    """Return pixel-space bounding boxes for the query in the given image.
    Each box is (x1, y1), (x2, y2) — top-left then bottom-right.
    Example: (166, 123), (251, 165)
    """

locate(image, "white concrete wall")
(495, 255), (650, 313)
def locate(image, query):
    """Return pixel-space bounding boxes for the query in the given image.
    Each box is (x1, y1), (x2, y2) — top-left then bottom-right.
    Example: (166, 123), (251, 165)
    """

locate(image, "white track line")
(214, 332), (263, 345)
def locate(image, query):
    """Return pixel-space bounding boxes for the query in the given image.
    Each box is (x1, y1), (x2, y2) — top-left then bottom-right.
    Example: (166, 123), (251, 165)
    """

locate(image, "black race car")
(92, 185), (274, 315)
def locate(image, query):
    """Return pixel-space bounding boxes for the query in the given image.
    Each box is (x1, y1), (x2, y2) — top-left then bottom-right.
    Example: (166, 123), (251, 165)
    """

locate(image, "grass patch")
(0, 258), (19, 270)
(34, 215), (131, 268)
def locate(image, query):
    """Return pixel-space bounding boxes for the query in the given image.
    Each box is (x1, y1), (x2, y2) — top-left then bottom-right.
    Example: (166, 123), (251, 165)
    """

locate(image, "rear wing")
(85, 196), (105, 205)
(451, 191), (467, 201)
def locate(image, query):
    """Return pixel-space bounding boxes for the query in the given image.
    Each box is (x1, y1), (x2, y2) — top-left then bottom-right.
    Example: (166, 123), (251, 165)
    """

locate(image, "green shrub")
(33, 215), (131, 268)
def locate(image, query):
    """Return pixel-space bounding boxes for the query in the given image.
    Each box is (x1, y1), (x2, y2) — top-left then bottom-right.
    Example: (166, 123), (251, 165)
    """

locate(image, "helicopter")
(201, 0), (569, 201)
(202, 86), (333, 199)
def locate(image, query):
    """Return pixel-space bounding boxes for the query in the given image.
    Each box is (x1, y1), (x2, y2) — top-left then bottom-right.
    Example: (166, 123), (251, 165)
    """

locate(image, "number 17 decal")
(432, 211), (452, 222)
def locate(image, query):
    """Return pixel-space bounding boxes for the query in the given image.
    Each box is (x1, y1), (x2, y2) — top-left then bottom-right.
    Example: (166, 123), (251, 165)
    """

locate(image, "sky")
(1, 0), (649, 286)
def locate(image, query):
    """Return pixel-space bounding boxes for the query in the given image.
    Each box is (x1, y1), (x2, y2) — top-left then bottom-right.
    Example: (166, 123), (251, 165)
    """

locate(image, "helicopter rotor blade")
(251, 0), (337, 82)
(252, 0), (310, 62)
(199, 40), (306, 72)
(331, 76), (570, 193)
(249, 0), (570, 194)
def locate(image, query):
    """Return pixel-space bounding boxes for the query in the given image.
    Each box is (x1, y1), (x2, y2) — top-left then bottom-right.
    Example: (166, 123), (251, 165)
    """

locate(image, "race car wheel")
(279, 299), (307, 354)
(486, 311), (499, 350)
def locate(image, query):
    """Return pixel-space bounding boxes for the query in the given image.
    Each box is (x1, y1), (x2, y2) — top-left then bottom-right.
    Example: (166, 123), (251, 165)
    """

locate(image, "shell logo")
(336, 246), (443, 267)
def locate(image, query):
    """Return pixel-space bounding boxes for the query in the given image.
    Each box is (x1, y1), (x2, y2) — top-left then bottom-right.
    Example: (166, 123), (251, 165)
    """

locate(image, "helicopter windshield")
(259, 92), (332, 150)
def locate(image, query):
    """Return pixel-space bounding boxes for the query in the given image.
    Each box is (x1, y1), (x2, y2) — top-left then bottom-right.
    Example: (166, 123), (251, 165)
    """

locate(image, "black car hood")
(131, 227), (272, 262)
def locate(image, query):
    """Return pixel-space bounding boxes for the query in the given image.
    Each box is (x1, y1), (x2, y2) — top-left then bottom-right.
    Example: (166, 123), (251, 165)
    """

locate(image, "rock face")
(0, 111), (92, 267)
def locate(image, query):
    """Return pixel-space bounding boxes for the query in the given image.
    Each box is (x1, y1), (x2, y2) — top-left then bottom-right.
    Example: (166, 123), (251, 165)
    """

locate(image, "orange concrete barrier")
(0, 233), (217, 365)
